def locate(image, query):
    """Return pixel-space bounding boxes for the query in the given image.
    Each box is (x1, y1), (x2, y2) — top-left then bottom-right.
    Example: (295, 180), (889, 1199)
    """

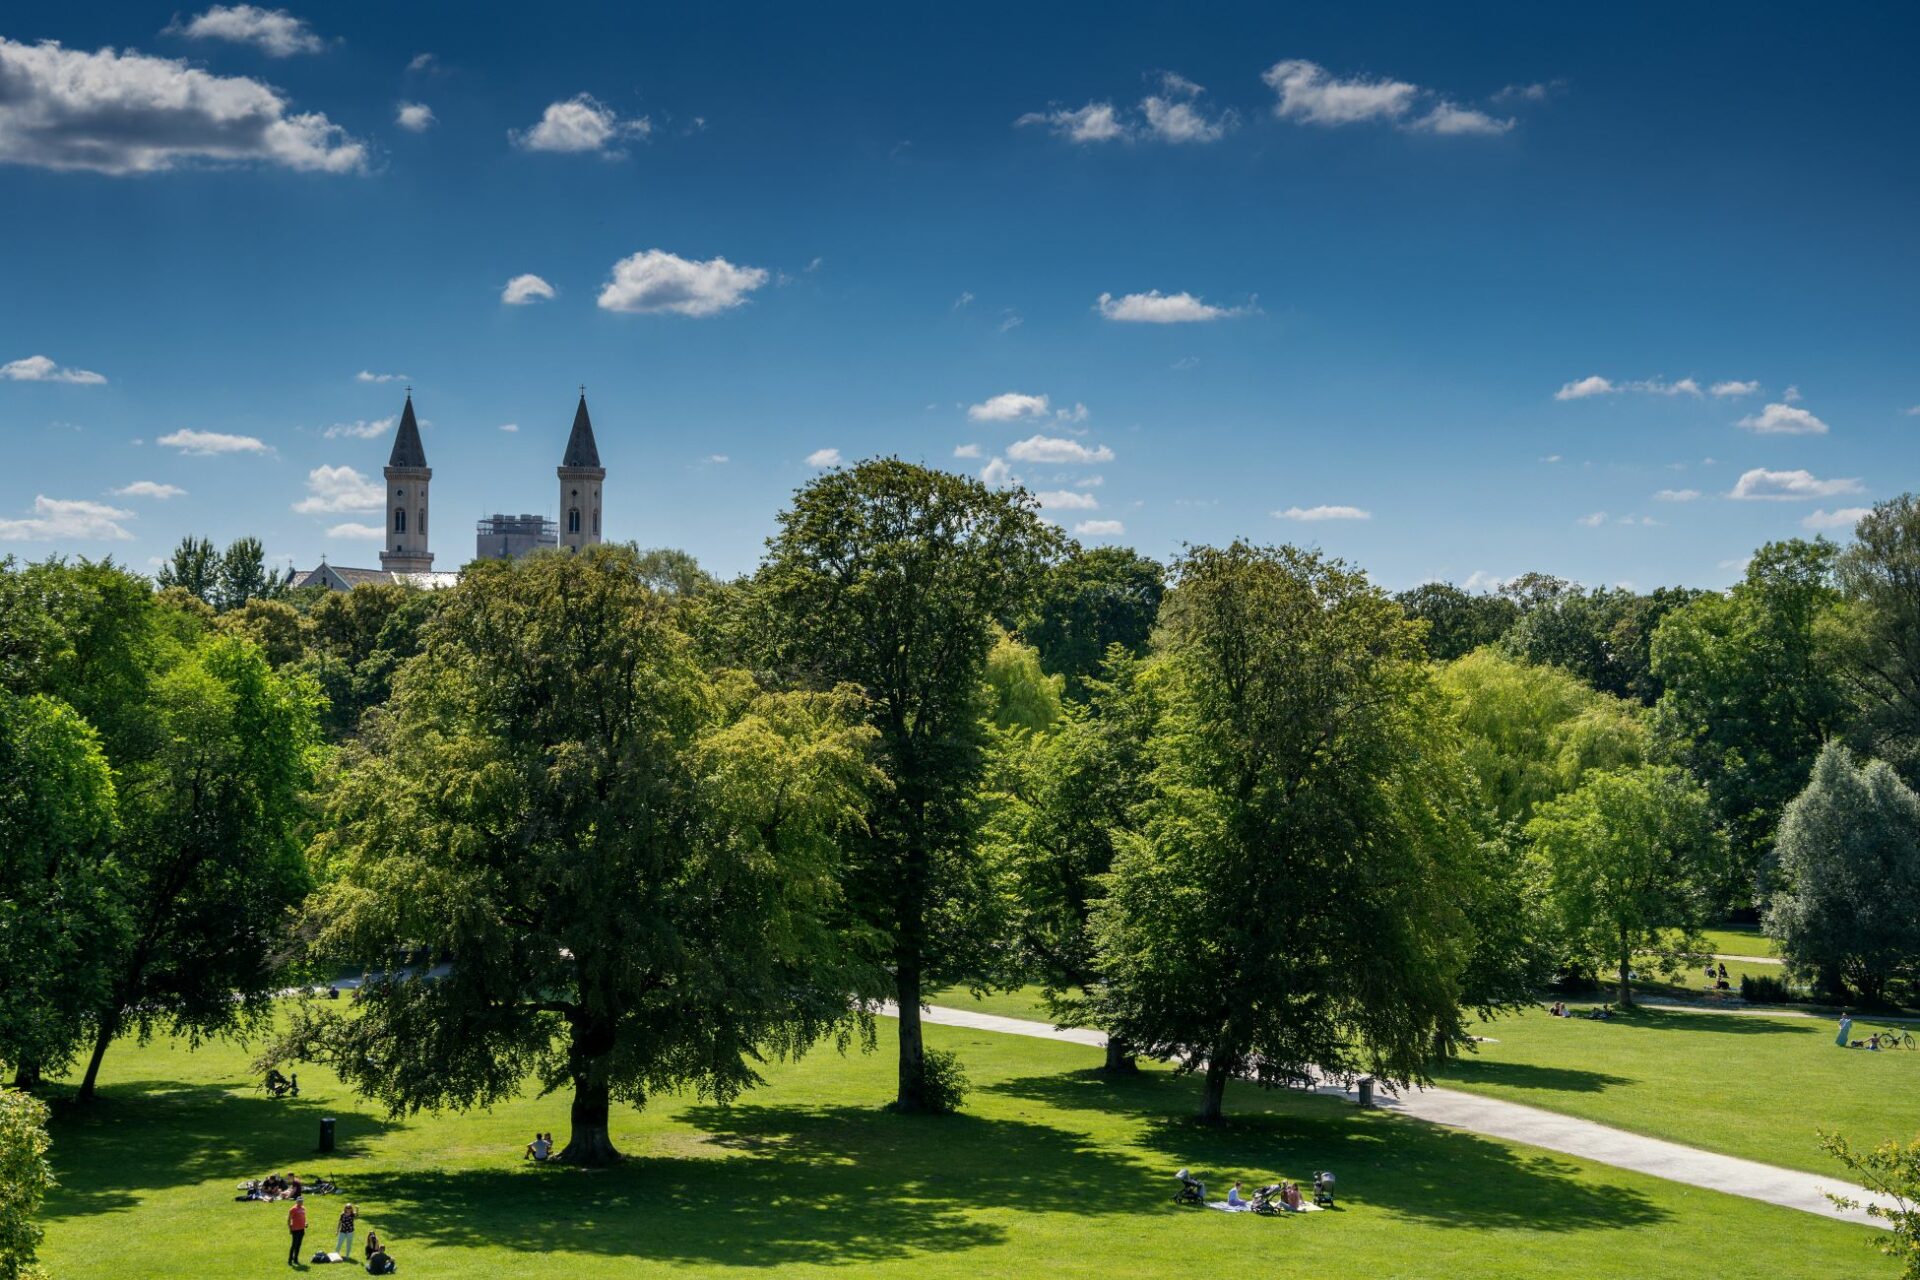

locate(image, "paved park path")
(891, 1001), (1897, 1229)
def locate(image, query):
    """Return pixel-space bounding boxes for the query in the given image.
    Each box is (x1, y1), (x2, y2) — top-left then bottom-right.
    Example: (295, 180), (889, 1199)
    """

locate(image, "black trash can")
(319, 1117), (336, 1154)
(1356, 1078), (1375, 1107)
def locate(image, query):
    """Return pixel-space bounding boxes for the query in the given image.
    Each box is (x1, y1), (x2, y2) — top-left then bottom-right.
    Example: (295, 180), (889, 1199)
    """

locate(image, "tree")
(155, 536), (219, 603)
(1833, 494), (1920, 786)
(1527, 765), (1722, 1006)
(1395, 581), (1520, 661)
(1765, 743), (1920, 1004)
(0, 693), (120, 1090)
(1652, 539), (1848, 900)
(0, 1089), (54, 1280)
(984, 630), (1064, 732)
(1025, 546), (1164, 699)
(1820, 1130), (1920, 1279)
(290, 582), (438, 739)
(755, 459), (1063, 1111)
(631, 546), (718, 598)
(215, 536), (293, 611)
(216, 598), (308, 668)
(1092, 543), (1494, 1121)
(283, 547), (876, 1165)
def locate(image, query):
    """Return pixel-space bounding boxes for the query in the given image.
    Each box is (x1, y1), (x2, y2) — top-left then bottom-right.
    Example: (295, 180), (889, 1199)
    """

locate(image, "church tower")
(557, 391), (605, 553)
(379, 393), (434, 573)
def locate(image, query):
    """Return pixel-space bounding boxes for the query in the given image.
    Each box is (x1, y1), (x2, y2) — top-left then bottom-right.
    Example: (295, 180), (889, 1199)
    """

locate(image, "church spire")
(388, 392), (428, 469)
(561, 391), (601, 469)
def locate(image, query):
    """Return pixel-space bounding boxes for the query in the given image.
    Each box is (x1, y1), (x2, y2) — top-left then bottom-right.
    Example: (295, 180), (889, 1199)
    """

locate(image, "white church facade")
(294, 391), (605, 592)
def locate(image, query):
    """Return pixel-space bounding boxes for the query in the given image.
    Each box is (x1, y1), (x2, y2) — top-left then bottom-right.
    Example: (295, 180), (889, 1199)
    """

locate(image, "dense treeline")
(4, 472), (1919, 1160)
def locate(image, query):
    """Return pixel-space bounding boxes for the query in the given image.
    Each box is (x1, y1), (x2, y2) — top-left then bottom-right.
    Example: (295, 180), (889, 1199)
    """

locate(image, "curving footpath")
(891, 1001), (1897, 1230)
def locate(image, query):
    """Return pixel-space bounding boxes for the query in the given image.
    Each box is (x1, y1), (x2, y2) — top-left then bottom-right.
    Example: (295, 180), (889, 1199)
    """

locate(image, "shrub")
(915, 1048), (971, 1114)
(1741, 972), (1794, 1003)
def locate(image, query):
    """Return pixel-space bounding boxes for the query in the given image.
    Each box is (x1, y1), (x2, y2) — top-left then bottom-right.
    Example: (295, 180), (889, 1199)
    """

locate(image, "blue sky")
(1, 2), (1915, 587)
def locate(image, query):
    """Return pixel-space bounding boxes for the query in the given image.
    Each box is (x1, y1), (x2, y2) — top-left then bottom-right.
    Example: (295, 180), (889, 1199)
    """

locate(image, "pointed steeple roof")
(561, 392), (601, 469)
(387, 394), (428, 469)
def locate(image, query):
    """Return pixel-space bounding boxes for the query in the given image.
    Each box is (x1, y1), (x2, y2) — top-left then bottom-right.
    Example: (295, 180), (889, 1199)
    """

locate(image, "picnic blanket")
(1205, 1200), (1321, 1214)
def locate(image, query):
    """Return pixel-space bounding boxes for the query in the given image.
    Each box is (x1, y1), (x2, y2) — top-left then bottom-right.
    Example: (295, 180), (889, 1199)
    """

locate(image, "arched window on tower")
(568, 508), (581, 534)
(418, 509), (427, 535)
(394, 508), (407, 533)
(592, 510), (600, 535)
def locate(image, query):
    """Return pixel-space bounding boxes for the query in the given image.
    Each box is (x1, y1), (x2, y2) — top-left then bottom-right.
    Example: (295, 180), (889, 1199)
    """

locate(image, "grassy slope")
(926, 983), (1057, 1022)
(1437, 1005), (1920, 1175)
(38, 1016), (1878, 1279)
(1698, 926), (1778, 959)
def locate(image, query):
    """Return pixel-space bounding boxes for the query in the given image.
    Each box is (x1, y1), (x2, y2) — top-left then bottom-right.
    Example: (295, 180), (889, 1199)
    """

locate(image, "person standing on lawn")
(1836, 1011), (1853, 1047)
(287, 1197), (307, 1266)
(336, 1203), (357, 1259)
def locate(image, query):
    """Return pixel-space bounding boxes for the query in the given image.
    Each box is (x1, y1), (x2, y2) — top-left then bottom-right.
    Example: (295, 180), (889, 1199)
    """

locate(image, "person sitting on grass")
(1549, 1001), (1568, 1017)
(1226, 1181), (1249, 1210)
(526, 1132), (552, 1162)
(365, 1232), (395, 1275)
(1282, 1180), (1303, 1211)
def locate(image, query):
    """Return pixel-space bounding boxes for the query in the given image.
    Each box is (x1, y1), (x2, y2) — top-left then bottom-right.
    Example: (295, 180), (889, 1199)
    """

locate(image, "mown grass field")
(35, 1011), (1884, 1279)
(1436, 1004), (1920, 1175)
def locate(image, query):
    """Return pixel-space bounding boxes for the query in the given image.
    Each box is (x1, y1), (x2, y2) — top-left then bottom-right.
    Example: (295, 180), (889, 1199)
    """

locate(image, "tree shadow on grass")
(1436, 1060), (1635, 1093)
(1614, 1007), (1821, 1038)
(43, 1081), (399, 1219)
(993, 1069), (1667, 1234)
(343, 1103), (1156, 1267)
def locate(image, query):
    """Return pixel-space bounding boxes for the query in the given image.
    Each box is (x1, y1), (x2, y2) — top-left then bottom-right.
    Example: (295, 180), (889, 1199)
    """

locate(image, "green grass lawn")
(34, 1012), (1883, 1278)
(926, 983), (1057, 1022)
(1635, 954), (1799, 997)
(1698, 926), (1778, 959)
(1438, 1005), (1920, 1175)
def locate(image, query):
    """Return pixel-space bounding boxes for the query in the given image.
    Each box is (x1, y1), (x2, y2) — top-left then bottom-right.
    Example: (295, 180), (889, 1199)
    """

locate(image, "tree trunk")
(76, 1012), (118, 1103)
(893, 955), (929, 1112)
(1102, 1037), (1139, 1074)
(1617, 928), (1634, 1009)
(11, 1060), (41, 1092)
(1200, 1055), (1231, 1123)
(555, 1013), (620, 1166)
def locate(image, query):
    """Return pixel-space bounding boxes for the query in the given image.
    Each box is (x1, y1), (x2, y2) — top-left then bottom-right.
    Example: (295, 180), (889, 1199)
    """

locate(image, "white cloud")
(706, 453), (728, 463)
(1055, 402), (1089, 423)
(355, 370), (407, 383)
(1007, 435), (1114, 464)
(1555, 374), (1703, 400)
(1555, 375), (1615, 400)
(597, 249), (769, 317)
(1275, 505), (1371, 521)
(805, 448), (841, 468)
(1493, 82), (1559, 104)
(1263, 59), (1418, 126)
(1410, 103), (1513, 135)
(167, 6), (325, 57)
(1728, 468), (1863, 501)
(1036, 489), (1099, 511)
(1737, 402), (1829, 435)
(1462, 570), (1509, 592)
(1784, 384), (1803, 403)
(1, 354), (106, 384)
(513, 93), (649, 153)
(293, 464), (382, 513)
(502, 273), (557, 305)
(406, 52), (437, 73)
(1015, 102), (1127, 143)
(1096, 290), (1246, 323)
(157, 428), (269, 455)
(968, 392), (1051, 422)
(321, 417), (393, 440)
(952, 291), (974, 310)
(1654, 488), (1701, 502)
(0, 495), (134, 541)
(1140, 84), (1232, 144)
(952, 443), (982, 459)
(1803, 507), (1870, 531)
(1075, 474), (1104, 488)
(998, 311), (1023, 333)
(980, 456), (1014, 487)
(395, 101), (436, 132)
(114, 480), (185, 499)
(1905, 405), (1920, 416)
(1540, 454), (1563, 463)
(0, 37), (364, 174)
(1711, 380), (1759, 397)
(325, 521), (384, 540)
(498, 423), (519, 433)
(1577, 511), (1608, 527)
(1074, 519), (1125, 536)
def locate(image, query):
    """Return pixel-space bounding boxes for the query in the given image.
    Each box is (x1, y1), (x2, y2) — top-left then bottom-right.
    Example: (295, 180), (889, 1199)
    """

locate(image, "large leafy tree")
(1395, 581), (1520, 662)
(0, 1089), (54, 1280)
(1832, 494), (1920, 786)
(286, 547), (876, 1164)
(1527, 765), (1721, 1006)
(1652, 539), (1848, 900)
(291, 582), (438, 739)
(755, 459), (1062, 1111)
(156, 536), (291, 612)
(1093, 543), (1495, 1121)
(1765, 743), (1920, 1003)
(1024, 546), (1165, 699)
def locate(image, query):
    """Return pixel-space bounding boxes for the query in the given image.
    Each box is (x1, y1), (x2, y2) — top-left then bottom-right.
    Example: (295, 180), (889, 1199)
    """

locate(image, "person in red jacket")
(287, 1197), (308, 1267)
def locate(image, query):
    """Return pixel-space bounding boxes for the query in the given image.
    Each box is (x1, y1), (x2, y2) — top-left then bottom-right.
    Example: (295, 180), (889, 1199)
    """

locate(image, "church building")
(293, 390), (604, 592)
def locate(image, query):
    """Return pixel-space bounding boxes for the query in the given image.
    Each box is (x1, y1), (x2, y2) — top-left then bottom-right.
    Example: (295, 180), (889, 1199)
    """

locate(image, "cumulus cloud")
(0, 37), (365, 174)
(1, 354), (106, 384)
(325, 521), (383, 540)
(502, 273), (557, 305)
(498, 423), (519, 433)
(1577, 511), (1608, 527)
(1803, 507), (1870, 531)
(292, 464), (382, 513)
(114, 480), (186, 499)
(0, 495), (134, 541)
(1096, 290), (1247, 323)
(1737, 402), (1829, 435)
(1007, 435), (1113, 464)
(1074, 519), (1125, 536)
(1036, 489), (1099, 511)
(395, 101), (436, 131)
(167, 6), (325, 57)
(981, 456), (1014, 487)
(157, 428), (270, 455)
(406, 52), (437, 73)
(597, 249), (769, 317)
(1015, 102), (1126, 143)
(1555, 375), (1615, 400)
(1263, 59), (1418, 125)
(321, 418), (393, 440)
(1056, 402), (1089, 424)
(1019, 73), (1233, 145)
(1275, 505), (1370, 521)
(1410, 103), (1513, 135)
(1711, 380), (1759, 397)
(1728, 468), (1863, 501)
(1654, 488), (1701, 502)
(952, 443), (982, 459)
(355, 370), (406, 383)
(513, 93), (650, 153)
(805, 447), (842, 468)
(1555, 374), (1704, 401)
(968, 392), (1052, 422)
(1784, 385), (1803, 403)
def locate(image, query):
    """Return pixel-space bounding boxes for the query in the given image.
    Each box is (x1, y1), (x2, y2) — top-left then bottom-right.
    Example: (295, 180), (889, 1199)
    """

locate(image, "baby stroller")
(1251, 1183), (1287, 1216)
(1312, 1171), (1335, 1208)
(263, 1069), (299, 1098)
(1173, 1168), (1205, 1206)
